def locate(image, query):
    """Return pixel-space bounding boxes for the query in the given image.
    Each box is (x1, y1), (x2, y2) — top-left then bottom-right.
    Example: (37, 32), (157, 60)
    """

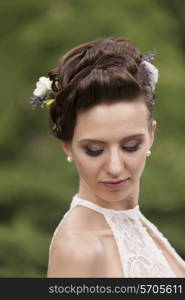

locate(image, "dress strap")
(70, 194), (106, 215)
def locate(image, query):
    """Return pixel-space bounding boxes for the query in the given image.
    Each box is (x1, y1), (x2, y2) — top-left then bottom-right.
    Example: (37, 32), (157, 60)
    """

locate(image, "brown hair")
(48, 37), (157, 141)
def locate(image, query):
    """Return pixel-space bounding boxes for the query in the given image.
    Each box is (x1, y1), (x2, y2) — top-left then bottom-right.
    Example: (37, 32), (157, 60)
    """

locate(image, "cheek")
(128, 151), (147, 175)
(74, 156), (99, 179)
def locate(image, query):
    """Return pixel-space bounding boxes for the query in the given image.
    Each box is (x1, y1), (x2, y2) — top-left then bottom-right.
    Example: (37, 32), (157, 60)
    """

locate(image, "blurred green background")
(0, 0), (184, 277)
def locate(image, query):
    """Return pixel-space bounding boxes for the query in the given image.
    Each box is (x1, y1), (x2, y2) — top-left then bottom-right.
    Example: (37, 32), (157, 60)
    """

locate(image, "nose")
(106, 148), (123, 178)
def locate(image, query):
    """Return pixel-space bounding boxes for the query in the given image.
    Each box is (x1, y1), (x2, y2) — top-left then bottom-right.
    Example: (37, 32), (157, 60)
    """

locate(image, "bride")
(30, 37), (185, 277)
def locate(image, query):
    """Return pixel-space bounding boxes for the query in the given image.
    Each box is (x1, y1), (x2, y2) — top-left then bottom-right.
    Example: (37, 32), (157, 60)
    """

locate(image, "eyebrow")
(78, 134), (145, 144)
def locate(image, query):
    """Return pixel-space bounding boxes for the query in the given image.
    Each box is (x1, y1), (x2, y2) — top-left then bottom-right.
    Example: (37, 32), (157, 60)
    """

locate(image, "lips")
(101, 178), (129, 189)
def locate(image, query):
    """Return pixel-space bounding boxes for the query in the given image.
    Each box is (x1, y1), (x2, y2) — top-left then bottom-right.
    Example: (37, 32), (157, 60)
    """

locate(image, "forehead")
(74, 101), (149, 140)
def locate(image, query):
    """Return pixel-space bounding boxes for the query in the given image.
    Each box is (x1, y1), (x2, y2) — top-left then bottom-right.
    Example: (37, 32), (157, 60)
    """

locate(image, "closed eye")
(124, 145), (140, 152)
(84, 144), (141, 157)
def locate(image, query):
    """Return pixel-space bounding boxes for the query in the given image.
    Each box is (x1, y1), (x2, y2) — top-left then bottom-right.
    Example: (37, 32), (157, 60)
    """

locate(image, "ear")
(61, 141), (73, 158)
(149, 120), (157, 148)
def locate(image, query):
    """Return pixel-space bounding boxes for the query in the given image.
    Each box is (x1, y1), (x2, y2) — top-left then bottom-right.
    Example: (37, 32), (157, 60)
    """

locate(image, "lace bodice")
(49, 194), (185, 278)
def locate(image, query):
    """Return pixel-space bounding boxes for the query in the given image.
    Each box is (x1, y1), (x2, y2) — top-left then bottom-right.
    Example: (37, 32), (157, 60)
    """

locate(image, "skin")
(62, 100), (157, 210)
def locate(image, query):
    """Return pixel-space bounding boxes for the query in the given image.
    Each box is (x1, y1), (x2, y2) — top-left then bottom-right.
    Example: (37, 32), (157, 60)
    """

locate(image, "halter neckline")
(71, 193), (140, 216)
(48, 193), (184, 278)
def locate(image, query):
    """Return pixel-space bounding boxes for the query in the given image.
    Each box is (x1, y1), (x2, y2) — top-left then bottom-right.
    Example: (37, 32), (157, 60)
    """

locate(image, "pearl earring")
(146, 150), (151, 157)
(67, 156), (72, 162)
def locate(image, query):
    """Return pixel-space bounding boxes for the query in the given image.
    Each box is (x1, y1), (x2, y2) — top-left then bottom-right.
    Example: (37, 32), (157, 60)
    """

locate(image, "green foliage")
(0, 0), (184, 277)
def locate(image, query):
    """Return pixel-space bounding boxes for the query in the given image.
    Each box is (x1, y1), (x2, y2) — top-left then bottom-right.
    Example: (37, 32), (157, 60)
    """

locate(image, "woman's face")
(62, 101), (157, 209)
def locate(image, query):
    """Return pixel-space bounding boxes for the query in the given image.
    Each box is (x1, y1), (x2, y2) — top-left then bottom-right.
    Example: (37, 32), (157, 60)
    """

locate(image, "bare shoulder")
(47, 232), (107, 277)
(47, 205), (109, 277)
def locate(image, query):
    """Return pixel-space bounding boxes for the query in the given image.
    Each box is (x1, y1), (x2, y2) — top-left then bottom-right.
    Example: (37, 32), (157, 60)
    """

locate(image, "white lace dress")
(49, 194), (185, 277)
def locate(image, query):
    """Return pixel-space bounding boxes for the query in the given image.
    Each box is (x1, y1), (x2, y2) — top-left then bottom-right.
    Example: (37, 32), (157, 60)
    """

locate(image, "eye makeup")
(84, 143), (142, 157)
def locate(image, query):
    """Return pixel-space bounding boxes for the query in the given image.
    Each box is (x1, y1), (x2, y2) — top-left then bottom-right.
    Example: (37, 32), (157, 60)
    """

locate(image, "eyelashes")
(84, 144), (141, 157)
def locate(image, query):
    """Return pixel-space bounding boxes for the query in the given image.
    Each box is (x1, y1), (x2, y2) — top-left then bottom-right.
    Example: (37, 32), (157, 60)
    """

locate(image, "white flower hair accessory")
(141, 61), (159, 92)
(141, 50), (159, 92)
(29, 76), (56, 109)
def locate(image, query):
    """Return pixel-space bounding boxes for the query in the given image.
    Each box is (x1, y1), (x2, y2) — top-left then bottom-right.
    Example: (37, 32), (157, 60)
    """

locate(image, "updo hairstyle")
(48, 37), (157, 142)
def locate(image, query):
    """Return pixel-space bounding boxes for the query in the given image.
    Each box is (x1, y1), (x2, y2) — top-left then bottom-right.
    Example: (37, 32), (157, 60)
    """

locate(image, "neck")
(78, 178), (140, 210)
